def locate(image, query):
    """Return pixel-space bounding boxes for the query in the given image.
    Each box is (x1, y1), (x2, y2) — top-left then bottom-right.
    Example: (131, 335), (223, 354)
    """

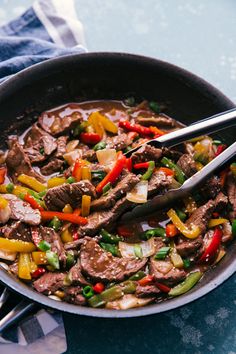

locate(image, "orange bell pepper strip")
(40, 211), (87, 225)
(0, 167), (6, 184)
(158, 167), (175, 176)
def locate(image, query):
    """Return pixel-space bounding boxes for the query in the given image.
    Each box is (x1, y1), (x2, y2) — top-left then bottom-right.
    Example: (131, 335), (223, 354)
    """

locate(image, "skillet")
(0, 52), (235, 318)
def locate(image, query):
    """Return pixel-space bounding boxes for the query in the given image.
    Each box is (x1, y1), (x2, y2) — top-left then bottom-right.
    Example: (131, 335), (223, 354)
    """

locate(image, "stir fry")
(0, 99), (234, 310)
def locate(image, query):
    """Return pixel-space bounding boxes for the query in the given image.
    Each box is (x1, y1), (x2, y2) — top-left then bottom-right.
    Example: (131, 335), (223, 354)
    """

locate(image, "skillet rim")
(0, 51), (235, 318)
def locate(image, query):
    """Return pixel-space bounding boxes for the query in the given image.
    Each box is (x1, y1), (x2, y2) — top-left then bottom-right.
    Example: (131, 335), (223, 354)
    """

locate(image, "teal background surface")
(0, 1), (235, 353)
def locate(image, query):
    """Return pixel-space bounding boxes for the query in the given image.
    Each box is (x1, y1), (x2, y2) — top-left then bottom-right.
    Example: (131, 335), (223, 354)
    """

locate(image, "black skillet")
(0, 52), (235, 318)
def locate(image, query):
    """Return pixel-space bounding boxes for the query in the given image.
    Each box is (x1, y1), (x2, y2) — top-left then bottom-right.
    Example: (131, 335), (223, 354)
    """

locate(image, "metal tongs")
(122, 108), (236, 221)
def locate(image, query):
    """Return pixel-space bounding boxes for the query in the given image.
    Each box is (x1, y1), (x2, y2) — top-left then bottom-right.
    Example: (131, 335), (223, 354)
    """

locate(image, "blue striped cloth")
(0, 0), (87, 352)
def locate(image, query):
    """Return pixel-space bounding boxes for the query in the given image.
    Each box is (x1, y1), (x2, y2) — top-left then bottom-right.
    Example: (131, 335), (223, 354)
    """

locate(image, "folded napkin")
(0, 0), (87, 352)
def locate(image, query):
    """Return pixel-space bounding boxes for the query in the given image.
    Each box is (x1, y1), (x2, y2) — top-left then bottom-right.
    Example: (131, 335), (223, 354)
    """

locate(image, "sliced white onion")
(66, 139), (79, 153)
(48, 295), (62, 301)
(106, 294), (154, 310)
(96, 148), (117, 167)
(0, 249), (17, 261)
(119, 237), (156, 258)
(63, 149), (83, 165)
(0, 261), (9, 271)
(0, 204), (11, 224)
(153, 260), (173, 274)
(126, 180), (148, 204)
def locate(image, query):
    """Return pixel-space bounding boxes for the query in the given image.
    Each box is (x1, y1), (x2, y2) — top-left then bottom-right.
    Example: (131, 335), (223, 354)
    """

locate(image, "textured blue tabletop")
(0, 1), (235, 353)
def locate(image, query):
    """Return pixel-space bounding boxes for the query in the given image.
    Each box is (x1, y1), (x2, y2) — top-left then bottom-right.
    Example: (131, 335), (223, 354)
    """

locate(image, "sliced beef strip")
(91, 172), (140, 211)
(106, 133), (133, 151)
(79, 197), (132, 236)
(185, 199), (215, 233)
(24, 124), (57, 163)
(214, 192), (228, 211)
(39, 110), (82, 136)
(148, 170), (173, 196)
(162, 147), (183, 160)
(6, 138), (44, 183)
(131, 144), (162, 164)
(149, 258), (186, 286)
(68, 260), (89, 286)
(176, 236), (203, 258)
(0, 221), (32, 242)
(33, 272), (66, 294)
(200, 176), (222, 199)
(44, 180), (96, 210)
(39, 226), (67, 266)
(3, 194), (41, 225)
(80, 237), (147, 282)
(40, 158), (64, 176)
(177, 154), (197, 177)
(82, 149), (97, 162)
(222, 221), (233, 243)
(136, 114), (181, 128)
(135, 284), (161, 298)
(64, 286), (86, 305)
(55, 136), (68, 158)
(226, 173), (236, 220)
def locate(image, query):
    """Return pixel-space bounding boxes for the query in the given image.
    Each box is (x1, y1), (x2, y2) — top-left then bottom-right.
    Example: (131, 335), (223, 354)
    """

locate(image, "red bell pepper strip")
(125, 157), (132, 172)
(31, 267), (46, 278)
(119, 120), (153, 136)
(80, 132), (101, 145)
(166, 223), (178, 237)
(41, 211), (88, 225)
(72, 160), (83, 181)
(93, 282), (105, 293)
(138, 274), (154, 286)
(117, 225), (134, 237)
(24, 193), (44, 211)
(156, 282), (171, 293)
(0, 167), (6, 184)
(199, 228), (222, 263)
(96, 156), (126, 194)
(133, 162), (150, 169)
(215, 144), (227, 157)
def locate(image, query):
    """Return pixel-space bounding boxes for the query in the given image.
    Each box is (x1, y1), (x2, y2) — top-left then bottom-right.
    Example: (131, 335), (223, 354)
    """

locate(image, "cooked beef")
(185, 199), (215, 233)
(0, 221), (32, 242)
(136, 114), (179, 128)
(55, 136), (68, 157)
(33, 272), (66, 294)
(79, 197), (132, 236)
(222, 221), (233, 243)
(3, 194), (41, 225)
(136, 284), (161, 298)
(177, 154), (197, 177)
(91, 172), (140, 211)
(6, 138), (44, 183)
(64, 239), (84, 250)
(214, 192), (228, 211)
(150, 259), (186, 286)
(176, 236), (203, 258)
(9, 260), (18, 276)
(131, 144), (162, 164)
(162, 147), (183, 160)
(68, 260), (89, 285)
(24, 124), (57, 163)
(39, 226), (67, 266)
(44, 180), (96, 210)
(200, 176), (221, 199)
(80, 237), (147, 282)
(39, 110), (82, 136)
(40, 158), (64, 175)
(148, 170), (173, 196)
(64, 286), (86, 305)
(106, 133), (133, 151)
(226, 173), (236, 220)
(82, 149), (97, 162)
(184, 142), (195, 155)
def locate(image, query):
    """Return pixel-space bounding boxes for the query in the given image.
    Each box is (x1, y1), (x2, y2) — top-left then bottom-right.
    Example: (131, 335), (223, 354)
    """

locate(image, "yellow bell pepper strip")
(97, 112), (118, 134)
(168, 271), (202, 297)
(18, 174), (47, 193)
(208, 218), (228, 228)
(61, 228), (73, 243)
(47, 177), (66, 188)
(88, 112), (105, 137)
(0, 237), (36, 252)
(62, 204), (73, 213)
(0, 195), (8, 209)
(167, 209), (201, 239)
(0, 184), (7, 193)
(40, 211), (88, 225)
(18, 253), (32, 280)
(81, 195), (91, 217)
(32, 251), (47, 265)
(30, 261), (38, 273)
(81, 166), (91, 181)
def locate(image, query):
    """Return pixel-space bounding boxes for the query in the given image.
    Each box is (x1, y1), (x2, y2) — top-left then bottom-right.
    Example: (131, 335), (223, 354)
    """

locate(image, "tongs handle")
(181, 141), (236, 193)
